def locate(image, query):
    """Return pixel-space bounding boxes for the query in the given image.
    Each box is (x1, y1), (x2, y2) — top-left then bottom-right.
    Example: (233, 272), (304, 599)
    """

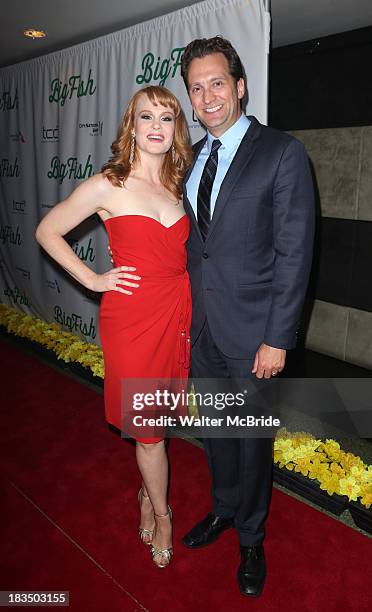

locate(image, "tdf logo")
(42, 126), (59, 142)
(49, 69), (97, 107)
(136, 47), (184, 86)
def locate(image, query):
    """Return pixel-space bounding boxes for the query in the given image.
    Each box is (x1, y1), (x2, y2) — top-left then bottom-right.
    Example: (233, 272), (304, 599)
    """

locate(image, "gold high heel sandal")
(138, 488), (155, 546)
(150, 507), (173, 569)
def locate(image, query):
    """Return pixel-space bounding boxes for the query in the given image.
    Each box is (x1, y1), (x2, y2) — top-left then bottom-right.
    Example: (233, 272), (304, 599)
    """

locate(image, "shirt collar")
(206, 114), (250, 154)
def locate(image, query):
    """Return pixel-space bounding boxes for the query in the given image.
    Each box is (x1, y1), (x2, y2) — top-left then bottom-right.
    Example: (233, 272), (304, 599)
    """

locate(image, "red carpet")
(0, 339), (371, 612)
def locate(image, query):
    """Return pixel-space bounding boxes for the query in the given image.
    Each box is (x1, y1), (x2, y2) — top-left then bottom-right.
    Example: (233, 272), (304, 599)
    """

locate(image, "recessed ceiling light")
(23, 29), (47, 39)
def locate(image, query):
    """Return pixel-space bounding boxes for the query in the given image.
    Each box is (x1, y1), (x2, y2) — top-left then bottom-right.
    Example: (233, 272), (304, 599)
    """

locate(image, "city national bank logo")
(79, 121), (103, 137)
(47, 154), (93, 184)
(49, 69), (97, 107)
(4, 285), (29, 305)
(42, 125), (59, 142)
(10, 130), (26, 143)
(16, 267), (31, 280)
(13, 199), (26, 214)
(0, 157), (20, 177)
(46, 279), (61, 293)
(0, 88), (18, 111)
(0, 224), (22, 245)
(136, 47), (184, 86)
(54, 305), (96, 339)
(67, 237), (95, 262)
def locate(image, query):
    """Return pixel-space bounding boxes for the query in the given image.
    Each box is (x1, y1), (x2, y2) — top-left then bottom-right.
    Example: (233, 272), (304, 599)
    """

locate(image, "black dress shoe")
(182, 513), (234, 548)
(237, 544), (266, 597)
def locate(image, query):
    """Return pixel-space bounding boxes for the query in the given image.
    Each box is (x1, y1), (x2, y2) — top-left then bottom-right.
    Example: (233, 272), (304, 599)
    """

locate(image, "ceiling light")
(23, 29), (47, 39)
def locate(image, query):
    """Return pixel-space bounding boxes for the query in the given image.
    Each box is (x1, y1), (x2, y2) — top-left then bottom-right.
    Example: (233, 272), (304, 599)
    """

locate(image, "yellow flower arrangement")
(274, 428), (372, 509)
(1, 304), (372, 509)
(0, 304), (104, 378)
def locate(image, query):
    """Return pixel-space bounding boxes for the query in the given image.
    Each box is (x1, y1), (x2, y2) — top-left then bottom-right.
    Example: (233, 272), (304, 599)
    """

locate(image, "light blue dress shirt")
(186, 114), (251, 217)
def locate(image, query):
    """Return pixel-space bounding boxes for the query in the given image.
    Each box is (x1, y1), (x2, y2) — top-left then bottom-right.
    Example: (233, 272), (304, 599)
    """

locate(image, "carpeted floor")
(0, 340), (371, 611)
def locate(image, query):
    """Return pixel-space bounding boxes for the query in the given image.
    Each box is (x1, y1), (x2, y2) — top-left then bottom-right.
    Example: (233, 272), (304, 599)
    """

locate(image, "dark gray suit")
(183, 116), (315, 545)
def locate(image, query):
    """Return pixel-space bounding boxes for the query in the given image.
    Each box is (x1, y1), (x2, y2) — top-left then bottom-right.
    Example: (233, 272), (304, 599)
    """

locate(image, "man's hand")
(252, 344), (286, 379)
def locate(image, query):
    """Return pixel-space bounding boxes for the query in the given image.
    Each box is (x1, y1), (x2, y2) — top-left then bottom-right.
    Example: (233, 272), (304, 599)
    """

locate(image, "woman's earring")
(171, 144), (176, 164)
(129, 131), (135, 166)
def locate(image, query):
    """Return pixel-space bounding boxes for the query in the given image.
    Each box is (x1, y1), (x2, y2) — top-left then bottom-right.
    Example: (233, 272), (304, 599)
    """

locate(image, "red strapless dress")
(99, 215), (191, 443)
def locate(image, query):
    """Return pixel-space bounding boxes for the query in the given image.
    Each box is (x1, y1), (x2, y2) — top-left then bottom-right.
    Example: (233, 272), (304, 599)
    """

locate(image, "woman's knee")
(136, 439), (165, 453)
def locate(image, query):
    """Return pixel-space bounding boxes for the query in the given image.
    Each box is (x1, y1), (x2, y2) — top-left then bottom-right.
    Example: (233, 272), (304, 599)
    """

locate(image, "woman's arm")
(35, 174), (140, 294)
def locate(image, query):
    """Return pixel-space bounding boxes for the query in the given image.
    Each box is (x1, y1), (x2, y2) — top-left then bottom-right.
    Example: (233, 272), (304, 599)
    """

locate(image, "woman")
(36, 85), (193, 568)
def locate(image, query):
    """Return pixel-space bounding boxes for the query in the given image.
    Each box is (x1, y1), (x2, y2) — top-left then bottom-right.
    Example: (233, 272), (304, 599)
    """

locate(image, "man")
(180, 37), (314, 597)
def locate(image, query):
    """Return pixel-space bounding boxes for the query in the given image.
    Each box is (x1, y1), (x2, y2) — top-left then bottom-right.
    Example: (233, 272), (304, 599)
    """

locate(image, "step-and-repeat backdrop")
(0, 0), (270, 344)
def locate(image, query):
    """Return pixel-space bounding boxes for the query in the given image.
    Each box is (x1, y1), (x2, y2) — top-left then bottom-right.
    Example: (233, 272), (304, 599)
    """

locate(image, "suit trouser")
(191, 321), (273, 547)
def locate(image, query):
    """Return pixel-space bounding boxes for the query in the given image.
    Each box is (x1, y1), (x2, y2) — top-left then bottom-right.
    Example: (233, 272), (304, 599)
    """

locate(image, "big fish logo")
(0, 88), (18, 111)
(49, 69), (97, 107)
(0, 224), (22, 245)
(47, 154), (93, 184)
(0, 157), (20, 177)
(4, 285), (29, 305)
(54, 305), (97, 339)
(67, 237), (95, 262)
(136, 47), (184, 86)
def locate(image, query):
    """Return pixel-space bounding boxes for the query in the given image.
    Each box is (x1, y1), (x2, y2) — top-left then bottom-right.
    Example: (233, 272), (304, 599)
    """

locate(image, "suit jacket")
(183, 116), (315, 358)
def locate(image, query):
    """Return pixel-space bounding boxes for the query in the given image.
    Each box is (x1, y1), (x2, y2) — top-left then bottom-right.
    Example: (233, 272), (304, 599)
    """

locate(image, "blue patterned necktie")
(197, 139), (222, 240)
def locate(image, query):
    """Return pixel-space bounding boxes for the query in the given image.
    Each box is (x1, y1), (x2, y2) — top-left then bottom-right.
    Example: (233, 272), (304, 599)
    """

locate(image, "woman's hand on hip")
(89, 266), (141, 295)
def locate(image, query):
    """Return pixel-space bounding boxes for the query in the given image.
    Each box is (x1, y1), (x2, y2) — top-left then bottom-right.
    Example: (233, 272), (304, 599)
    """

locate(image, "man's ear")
(237, 78), (245, 100)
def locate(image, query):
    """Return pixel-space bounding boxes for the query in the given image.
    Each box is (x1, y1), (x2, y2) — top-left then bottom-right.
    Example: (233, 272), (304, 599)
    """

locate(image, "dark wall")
(268, 25), (372, 364)
(269, 26), (372, 131)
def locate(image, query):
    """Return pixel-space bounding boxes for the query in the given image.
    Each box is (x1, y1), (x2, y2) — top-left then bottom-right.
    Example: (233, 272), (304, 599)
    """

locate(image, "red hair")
(102, 86), (192, 200)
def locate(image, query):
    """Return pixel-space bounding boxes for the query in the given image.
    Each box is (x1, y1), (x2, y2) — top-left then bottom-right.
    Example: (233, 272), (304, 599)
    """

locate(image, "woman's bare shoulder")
(86, 172), (118, 194)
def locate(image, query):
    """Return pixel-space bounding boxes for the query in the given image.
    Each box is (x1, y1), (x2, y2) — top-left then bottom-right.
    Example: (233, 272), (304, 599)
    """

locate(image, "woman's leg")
(136, 440), (172, 565)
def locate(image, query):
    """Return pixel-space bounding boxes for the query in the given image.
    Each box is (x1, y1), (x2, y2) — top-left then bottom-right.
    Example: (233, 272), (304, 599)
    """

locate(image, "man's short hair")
(180, 36), (244, 89)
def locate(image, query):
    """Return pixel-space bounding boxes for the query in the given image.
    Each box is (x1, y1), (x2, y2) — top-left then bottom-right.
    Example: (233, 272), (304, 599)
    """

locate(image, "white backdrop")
(0, 0), (270, 344)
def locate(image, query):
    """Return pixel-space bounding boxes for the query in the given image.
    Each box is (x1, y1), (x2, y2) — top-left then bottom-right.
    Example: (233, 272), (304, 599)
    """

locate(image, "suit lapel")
(205, 116), (262, 244)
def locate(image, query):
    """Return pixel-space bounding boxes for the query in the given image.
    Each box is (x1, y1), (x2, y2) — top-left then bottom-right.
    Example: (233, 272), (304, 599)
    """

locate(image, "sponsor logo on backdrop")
(79, 121), (103, 136)
(0, 157), (20, 177)
(46, 279), (61, 293)
(3, 285), (29, 305)
(0, 88), (18, 111)
(54, 305), (97, 339)
(67, 237), (95, 262)
(42, 125), (59, 142)
(47, 154), (93, 184)
(12, 199), (26, 214)
(49, 69), (97, 107)
(15, 267), (31, 280)
(10, 130), (26, 143)
(136, 48), (184, 86)
(0, 224), (22, 245)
